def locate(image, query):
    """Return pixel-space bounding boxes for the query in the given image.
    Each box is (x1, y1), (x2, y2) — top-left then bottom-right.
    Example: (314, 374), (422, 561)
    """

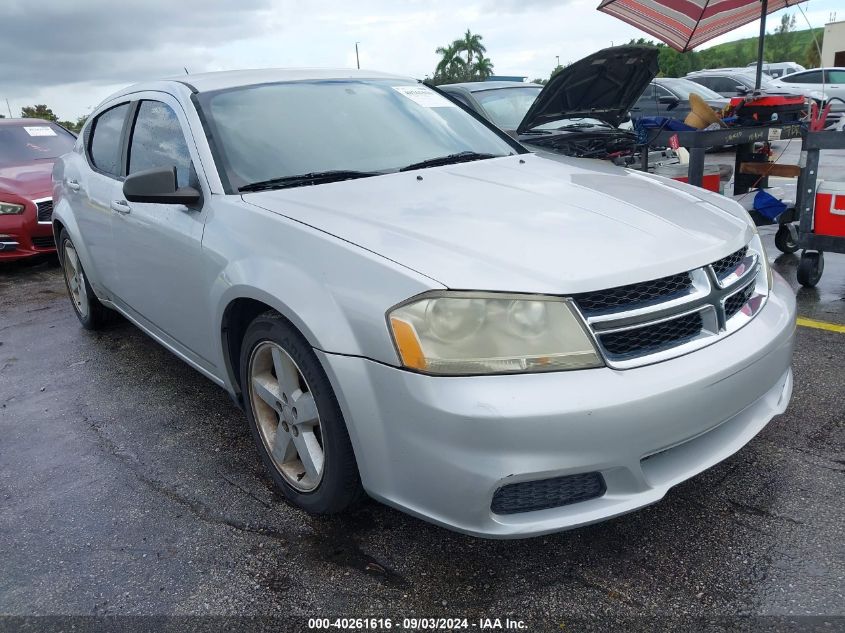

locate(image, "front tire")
(59, 229), (112, 330)
(240, 312), (364, 514)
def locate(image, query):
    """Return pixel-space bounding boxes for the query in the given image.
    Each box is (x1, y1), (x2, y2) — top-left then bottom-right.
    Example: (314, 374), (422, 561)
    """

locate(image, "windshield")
(200, 79), (516, 191)
(660, 79), (724, 101)
(473, 86), (542, 130)
(0, 122), (75, 167)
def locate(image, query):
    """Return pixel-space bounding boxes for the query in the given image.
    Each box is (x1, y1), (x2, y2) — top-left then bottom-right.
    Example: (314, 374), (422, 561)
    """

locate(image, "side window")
(655, 85), (674, 99)
(786, 70), (822, 84)
(128, 101), (194, 189)
(826, 70), (845, 84)
(638, 84), (656, 101)
(89, 103), (130, 177)
(690, 77), (713, 90)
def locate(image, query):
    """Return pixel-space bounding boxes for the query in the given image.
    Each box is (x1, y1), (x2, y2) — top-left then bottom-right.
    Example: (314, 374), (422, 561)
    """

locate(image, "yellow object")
(796, 317), (845, 334)
(684, 93), (724, 129)
(390, 317), (427, 369)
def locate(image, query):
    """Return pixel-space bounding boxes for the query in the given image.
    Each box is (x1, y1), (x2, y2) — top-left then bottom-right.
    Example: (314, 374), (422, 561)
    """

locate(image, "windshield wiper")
(398, 151), (501, 172)
(238, 170), (381, 192)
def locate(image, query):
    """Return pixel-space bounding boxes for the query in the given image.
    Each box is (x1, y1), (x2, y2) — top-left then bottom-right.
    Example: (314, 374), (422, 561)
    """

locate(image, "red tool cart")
(794, 130), (845, 287)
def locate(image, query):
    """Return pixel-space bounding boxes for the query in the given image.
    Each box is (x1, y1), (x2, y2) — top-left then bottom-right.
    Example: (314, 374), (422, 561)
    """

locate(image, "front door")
(109, 96), (216, 373)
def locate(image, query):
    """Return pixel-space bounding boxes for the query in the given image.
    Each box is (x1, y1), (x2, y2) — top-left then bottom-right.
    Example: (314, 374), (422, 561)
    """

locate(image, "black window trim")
(85, 101), (136, 181)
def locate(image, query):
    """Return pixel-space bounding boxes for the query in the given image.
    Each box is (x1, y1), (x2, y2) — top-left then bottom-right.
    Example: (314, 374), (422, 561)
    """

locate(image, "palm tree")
(435, 43), (466, 78)
(455, 29), (486, 67)
(473, 56), (494, 80)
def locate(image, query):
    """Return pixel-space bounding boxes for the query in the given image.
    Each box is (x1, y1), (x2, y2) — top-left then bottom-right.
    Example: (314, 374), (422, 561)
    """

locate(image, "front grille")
(599, 311), (704, 359)
(31, 236), (55, 249)
(491, 472), (606, 515)
(573, 271), (693, 315)
(724, 282), (755, 320)
(574, 241), (766, 368)
(711, 246), (747, 280)
(36, 199), (53, 223)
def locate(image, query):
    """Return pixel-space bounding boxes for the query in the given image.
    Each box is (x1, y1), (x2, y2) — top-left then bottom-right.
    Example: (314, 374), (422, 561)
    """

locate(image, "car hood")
(243, 154), (752, 295)
(517, 45), (659, 134)
(0, 160), (54, 198)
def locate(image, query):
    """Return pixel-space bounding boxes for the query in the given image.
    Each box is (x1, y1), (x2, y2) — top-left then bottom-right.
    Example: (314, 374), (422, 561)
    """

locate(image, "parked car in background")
(52, 67), (796, 538)
(745, 61), (805, 79)
(631, 77), (729, 121)
(440, 45), (660, 163)
(769, 67), (845, 105)
(685, 68), (778, 97)
(0, 118), (75, 260)
(688, 68), (843, 129)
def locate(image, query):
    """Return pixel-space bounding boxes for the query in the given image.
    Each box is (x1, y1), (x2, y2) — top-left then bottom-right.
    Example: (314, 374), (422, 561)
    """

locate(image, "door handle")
(67, 179), (80, 191)
(110, 200), (131, 215)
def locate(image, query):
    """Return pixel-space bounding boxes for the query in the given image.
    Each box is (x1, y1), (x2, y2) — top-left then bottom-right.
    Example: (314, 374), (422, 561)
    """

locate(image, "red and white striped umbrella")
(597, 0), (807, 52)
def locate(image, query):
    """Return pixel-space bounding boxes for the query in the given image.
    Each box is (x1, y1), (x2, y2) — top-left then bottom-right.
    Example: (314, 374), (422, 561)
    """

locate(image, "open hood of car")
(517, 45), (659, 134)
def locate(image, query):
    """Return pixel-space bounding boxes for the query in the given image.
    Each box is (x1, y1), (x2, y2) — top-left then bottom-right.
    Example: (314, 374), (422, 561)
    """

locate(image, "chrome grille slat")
(35, 198), (53, 224)
(575, 241), (767, 369)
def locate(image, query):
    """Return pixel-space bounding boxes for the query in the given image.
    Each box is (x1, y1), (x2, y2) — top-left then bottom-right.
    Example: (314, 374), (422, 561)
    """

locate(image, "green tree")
(20, 104), (58, 122)
(433, 42), (467, 83)
(432, 31), (494, 84)
(455, 29), (487, 67)
(473, 56), (495, 80)
(803, 35), (822, 68)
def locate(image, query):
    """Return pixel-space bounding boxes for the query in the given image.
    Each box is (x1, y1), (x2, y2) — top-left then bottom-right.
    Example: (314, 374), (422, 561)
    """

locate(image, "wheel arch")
(218, 288), (328, 407)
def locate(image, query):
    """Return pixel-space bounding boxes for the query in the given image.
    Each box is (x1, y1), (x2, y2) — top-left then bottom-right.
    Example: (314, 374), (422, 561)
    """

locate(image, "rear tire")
(59, 229), (112, 330)
(239, 311), (364, 514)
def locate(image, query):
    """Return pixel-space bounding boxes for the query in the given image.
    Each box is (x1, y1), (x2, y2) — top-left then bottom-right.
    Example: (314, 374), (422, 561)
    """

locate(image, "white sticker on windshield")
(23, 126), (57, 137)
(392, 85), (457, 108)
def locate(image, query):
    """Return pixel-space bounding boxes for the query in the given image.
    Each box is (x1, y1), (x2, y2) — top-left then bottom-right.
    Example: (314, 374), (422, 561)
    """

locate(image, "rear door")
(824, 70), (845, 102)
(74, 101), (132, 295)
(109, 95), (216, 372)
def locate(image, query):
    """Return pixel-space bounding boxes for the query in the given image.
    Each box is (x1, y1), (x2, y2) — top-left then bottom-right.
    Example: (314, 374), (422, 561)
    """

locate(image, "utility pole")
(355, 42), (360, 69)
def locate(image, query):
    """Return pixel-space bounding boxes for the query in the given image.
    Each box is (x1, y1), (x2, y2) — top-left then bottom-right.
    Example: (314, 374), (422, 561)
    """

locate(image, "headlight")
(387, 292), (603, 375)
(0, 202), (24, 215)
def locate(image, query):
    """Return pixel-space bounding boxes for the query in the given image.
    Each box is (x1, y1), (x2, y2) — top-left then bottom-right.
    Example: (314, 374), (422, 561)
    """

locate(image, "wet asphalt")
(0, 202), (843, 628)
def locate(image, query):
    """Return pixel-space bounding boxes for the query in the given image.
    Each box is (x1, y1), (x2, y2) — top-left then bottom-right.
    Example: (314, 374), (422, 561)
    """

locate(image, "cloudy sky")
(1, 0), (840, 120)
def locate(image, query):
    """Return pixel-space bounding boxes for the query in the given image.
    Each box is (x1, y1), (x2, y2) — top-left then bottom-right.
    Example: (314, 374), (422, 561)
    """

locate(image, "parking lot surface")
(1, 226), (843, 629)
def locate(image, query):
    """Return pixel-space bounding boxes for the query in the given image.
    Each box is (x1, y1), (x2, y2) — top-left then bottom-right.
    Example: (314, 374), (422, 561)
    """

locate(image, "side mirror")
(658, 95), (680, 110)
(123, 166), (201, 205)
(735, 86), (749, 95)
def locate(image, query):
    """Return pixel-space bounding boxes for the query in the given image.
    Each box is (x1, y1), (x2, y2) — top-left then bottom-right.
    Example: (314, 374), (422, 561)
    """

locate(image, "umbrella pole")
(755, 0), (768, 90)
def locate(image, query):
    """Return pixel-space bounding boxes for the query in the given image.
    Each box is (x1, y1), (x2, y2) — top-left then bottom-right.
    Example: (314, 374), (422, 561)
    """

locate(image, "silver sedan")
(52, 69), (795, 538)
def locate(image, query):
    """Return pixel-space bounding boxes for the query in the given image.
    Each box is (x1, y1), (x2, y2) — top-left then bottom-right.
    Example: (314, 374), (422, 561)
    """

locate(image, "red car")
(0, 118), (76, 261)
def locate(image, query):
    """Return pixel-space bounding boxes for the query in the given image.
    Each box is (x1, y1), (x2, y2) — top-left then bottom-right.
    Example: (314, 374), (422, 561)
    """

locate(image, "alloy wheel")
(248, 341), (325, 492)
(62, 240), (89, 319)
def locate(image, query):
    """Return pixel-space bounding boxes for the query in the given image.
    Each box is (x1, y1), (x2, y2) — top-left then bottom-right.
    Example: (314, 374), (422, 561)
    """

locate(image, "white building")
(822, 20), (845, 67)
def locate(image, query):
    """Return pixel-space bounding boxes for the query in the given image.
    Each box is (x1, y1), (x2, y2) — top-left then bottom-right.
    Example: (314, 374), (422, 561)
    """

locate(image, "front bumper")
(0, 194), (55, 261)
(319, 273), (796, 538)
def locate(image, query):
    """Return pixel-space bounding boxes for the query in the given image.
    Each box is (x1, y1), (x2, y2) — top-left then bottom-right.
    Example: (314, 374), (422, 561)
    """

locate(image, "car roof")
(687, 69), (754, 76)
(0, 118), (63, 127)
(441, 81), (542, 93)
(112, 68), (413, 98)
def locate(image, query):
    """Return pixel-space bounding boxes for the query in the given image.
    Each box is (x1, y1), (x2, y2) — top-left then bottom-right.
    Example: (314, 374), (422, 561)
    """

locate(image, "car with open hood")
(52, 68), (795, 538)
(440, 45), (659, 162)
(0, 118), (75, 260)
